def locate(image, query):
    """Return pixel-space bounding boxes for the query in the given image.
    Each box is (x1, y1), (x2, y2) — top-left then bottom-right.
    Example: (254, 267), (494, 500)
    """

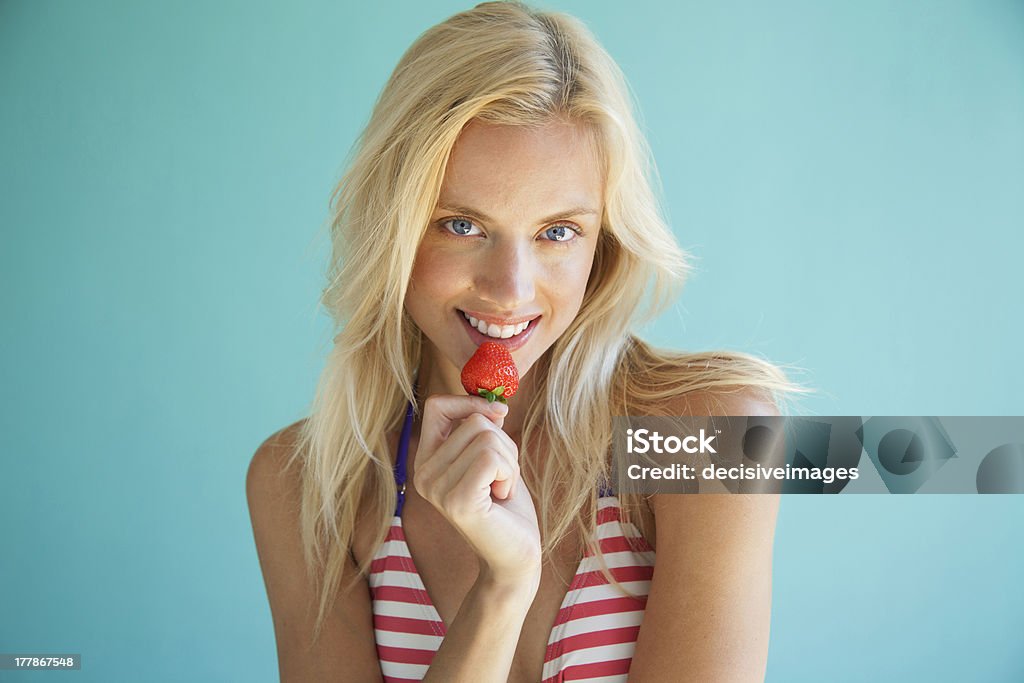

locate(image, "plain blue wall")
(2, 1), (1022, 681)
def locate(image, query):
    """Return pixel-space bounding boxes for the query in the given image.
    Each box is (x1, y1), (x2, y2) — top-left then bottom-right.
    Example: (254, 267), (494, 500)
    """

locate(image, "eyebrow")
(435, 203), (600, 225)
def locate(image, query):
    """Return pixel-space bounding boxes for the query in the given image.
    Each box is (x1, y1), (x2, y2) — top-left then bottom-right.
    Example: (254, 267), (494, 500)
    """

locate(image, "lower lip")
(459, 311), (541, 351)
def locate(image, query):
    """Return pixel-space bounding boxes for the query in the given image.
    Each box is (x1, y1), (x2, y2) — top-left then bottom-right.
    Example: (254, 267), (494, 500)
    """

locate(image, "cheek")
(407, 250), (436, 316)
(407, 244), (466, 314)
(410, 257), (445, 297)
(541, 251), (597, 314)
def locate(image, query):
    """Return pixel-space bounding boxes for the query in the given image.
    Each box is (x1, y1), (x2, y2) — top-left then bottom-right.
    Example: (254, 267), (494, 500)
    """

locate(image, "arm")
(246, 422), (382, 682)
(421, 568), (540, 683)
(628, 388), (782, 682)
(412, 396), (545, 682)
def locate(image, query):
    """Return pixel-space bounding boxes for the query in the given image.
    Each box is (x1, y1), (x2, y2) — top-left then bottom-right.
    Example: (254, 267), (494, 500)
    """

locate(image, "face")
(405, 119), (604, 385)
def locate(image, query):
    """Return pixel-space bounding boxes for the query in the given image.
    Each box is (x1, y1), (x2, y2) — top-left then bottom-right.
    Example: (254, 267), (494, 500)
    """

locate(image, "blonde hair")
(290, 0), (810, 641)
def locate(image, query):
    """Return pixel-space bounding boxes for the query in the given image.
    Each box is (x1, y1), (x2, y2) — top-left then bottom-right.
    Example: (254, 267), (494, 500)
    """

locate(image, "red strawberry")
(460, 341), (519, 404)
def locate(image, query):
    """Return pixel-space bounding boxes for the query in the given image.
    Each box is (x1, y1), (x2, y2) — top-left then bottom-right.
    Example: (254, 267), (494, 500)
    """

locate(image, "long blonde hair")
(290, 0), (809, 641)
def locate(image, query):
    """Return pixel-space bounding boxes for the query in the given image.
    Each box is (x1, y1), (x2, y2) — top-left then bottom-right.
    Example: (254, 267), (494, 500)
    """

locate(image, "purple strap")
(393, 384), (416, 517)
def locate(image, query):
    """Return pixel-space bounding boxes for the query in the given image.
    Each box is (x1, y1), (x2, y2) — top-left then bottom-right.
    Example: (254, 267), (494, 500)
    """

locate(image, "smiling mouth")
(458, 310), (538, 339)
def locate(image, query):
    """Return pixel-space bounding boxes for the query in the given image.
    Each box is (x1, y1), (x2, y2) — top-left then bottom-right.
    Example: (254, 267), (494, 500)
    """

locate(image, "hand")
(412, 394), (542, 586)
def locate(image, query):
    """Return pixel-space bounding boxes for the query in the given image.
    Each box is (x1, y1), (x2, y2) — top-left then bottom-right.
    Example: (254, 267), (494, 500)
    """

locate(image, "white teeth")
(461, 311), (533, 338)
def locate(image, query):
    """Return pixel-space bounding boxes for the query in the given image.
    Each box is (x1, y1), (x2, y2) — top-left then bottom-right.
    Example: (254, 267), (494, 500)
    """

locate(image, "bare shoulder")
(246, 419), (382, 682)
(247, 419), (306, 500)
(247, 419), (309, 506)
(648, 378), (781, 522)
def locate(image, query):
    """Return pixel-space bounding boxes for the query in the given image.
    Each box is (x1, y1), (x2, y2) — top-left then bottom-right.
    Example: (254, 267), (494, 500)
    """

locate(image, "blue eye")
(544, 225), (578, 242)
(446, 217), (480, 236)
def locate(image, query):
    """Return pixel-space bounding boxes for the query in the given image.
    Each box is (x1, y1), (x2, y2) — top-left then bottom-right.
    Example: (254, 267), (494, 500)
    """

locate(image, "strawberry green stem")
(477, 387), (509, 404)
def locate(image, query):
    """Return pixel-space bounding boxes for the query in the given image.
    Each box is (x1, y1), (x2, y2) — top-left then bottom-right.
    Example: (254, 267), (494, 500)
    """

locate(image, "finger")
(436, 429), (519, 501)
(479, 429), (519, 499)
(443, 445), (517, 521)
(419, 394), (508, 455)
(416, 413), (497, 491)
(418, 416), (516, 498)
(426, 411), (519, 474)
(416, 396), (509, 482)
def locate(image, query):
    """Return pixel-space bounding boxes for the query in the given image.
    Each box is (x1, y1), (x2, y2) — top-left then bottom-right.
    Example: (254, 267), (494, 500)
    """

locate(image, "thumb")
(420, 394), (509, 450)
(488, 400), (508, 430)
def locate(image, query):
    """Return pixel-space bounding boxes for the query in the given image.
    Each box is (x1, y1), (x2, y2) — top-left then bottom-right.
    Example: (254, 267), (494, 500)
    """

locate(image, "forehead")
(438, 119), (604, 211)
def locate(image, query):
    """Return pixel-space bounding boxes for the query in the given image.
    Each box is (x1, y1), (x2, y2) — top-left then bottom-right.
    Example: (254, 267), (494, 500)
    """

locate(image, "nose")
(473, 237), (536, 311)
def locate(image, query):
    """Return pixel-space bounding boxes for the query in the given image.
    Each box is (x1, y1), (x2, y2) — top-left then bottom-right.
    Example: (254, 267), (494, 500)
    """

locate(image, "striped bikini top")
(368, 395), (657, 682)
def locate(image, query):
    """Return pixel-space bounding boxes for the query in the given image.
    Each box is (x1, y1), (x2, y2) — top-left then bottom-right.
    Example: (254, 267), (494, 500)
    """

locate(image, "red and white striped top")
(367, 494), (656, 682)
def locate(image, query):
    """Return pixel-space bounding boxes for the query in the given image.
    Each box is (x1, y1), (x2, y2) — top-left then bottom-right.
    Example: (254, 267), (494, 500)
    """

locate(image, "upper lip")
(459, 309), (542, 327)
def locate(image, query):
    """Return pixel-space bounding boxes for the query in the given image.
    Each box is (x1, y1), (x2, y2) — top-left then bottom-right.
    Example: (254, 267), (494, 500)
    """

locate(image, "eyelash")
(437, 216), (585, 245)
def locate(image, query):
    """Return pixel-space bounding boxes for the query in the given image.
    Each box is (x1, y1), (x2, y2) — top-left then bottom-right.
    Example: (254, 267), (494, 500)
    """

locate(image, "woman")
(247, 2), (804, 681)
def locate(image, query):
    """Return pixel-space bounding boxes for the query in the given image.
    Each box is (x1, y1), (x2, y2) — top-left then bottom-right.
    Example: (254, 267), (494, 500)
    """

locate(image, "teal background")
(2, 0), (1022, 681)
